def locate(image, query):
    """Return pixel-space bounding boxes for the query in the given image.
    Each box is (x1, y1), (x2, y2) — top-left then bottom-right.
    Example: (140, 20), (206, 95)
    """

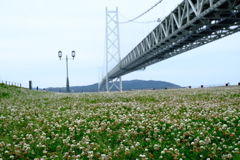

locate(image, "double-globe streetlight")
(58, 50), (76, 93)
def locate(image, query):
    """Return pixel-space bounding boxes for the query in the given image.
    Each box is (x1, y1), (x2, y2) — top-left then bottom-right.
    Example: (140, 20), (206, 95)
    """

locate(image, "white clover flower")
(227, 154), (232, 158)
(199, 140), (205, 145)
(139, 154), (147, 158)
(135, 142), (140, 146)
(204, 136), (211, 144)
(154, 144), (160, 150)
(200, 146), (205, 149)
(222, 124), (228, 129)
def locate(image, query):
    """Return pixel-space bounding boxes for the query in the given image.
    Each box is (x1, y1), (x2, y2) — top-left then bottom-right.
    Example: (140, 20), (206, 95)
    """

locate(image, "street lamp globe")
(58, 51), (62, 60)
(72, 50), (76, 59)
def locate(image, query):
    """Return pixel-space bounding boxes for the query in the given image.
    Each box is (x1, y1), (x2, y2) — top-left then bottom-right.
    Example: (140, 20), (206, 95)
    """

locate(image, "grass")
(0, 83), (240, 159)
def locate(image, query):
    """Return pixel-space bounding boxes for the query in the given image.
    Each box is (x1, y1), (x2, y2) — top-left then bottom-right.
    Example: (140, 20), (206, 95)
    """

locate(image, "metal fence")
(126, 82), (240, 91)
(1, 80), (21, 87)
(161, 83), (240, 90)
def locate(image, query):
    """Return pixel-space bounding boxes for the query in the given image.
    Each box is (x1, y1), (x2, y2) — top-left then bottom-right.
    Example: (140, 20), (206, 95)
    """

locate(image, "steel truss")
(99, 0), (240, 90)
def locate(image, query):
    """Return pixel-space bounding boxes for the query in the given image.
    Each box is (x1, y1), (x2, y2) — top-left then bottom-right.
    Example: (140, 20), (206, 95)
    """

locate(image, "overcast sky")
(0, 0), (239, 89)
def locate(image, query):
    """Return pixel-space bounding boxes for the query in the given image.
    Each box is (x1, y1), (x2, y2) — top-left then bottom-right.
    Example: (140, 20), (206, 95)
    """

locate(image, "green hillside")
(0, 83), (240, 159)
(47, 80), (181, 92)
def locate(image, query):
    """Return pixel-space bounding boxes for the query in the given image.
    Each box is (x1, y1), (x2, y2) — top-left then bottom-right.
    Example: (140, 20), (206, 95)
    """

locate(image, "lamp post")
(58, 50), (76, 93)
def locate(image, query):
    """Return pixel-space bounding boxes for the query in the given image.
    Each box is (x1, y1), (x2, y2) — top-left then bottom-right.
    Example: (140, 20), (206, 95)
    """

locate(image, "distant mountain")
(46, 80), (181, 92)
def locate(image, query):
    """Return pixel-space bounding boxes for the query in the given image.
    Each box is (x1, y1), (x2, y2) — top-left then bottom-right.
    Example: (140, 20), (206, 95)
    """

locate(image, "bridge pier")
(107, 77), (122, 92)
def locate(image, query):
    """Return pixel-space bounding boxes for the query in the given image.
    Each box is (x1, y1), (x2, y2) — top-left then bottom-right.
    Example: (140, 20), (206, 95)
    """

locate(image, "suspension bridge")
(99, 0), (240, 91)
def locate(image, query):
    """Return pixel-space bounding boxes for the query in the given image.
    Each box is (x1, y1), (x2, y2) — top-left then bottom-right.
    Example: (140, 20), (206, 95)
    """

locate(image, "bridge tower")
(105, 7), (122, 92)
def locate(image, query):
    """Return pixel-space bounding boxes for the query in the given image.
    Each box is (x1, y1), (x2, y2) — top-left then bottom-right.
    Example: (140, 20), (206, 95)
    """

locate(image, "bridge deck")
(100, 0), (240, 90)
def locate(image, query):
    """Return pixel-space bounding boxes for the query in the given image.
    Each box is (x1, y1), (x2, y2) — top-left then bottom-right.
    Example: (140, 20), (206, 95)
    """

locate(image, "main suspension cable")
(119, 0), (164, 24)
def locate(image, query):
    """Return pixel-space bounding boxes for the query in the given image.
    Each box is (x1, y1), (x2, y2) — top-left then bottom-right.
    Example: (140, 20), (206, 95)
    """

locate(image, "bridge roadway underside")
(100, 0), (240, 90)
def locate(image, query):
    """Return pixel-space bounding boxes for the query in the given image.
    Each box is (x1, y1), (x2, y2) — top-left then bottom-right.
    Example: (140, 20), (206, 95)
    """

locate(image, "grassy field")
(0, 83), (240, 160)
